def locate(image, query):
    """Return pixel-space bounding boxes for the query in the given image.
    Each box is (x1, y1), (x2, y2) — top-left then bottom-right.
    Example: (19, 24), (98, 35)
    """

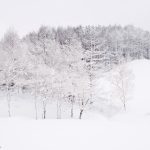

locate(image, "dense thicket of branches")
(0, 25), (149, 118)
(24, 25), (150, 70)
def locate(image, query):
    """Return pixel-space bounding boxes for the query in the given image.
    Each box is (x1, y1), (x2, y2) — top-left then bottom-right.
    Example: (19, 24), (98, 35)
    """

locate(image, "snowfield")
(0, 118), (150, 150)
(1, 59), (150, 150)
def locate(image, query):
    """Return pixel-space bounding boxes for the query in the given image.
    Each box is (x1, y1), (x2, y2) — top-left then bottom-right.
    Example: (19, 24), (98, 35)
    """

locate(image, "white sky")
(0, 0), (150, 38)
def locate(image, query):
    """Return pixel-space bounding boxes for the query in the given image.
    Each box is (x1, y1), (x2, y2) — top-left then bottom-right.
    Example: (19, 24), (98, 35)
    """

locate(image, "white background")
(0, 0), (149, 37)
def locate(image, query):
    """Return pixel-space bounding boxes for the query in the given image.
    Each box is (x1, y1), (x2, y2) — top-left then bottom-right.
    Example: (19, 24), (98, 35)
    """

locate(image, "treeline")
(25, 25), (150, 69)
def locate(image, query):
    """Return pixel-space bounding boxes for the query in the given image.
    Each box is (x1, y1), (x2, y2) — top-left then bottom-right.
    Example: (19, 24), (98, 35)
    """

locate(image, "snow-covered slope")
(94, 59), (150, 118)
(128, 60), (150, 115)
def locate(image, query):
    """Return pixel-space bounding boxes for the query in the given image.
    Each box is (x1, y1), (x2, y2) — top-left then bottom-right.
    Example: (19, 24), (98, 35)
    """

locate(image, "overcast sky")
(0, 0), (150, 38)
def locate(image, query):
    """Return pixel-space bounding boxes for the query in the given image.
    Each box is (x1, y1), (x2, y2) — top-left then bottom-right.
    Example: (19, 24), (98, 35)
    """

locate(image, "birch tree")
(110, 65), (134, 111)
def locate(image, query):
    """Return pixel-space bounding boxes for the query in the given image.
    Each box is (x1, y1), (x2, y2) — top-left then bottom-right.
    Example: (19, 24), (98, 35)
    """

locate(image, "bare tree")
(38, 77), (54, 119)
(78, 89), (91, 119)
(110, 65), (134, 111)
(65, 93), (75, 118)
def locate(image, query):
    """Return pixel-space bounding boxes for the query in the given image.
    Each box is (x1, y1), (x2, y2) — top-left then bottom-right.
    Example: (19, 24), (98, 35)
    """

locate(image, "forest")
(0, 25), (150, 119)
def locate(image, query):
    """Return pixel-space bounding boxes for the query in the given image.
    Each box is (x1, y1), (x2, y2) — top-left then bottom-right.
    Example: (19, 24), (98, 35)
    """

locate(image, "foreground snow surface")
(0, 117), (150, 150)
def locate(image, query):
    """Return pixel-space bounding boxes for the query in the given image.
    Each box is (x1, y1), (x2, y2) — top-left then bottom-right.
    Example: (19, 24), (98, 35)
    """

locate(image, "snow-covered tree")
(110, 65), (134, 111)
(0, 29), (20, 117)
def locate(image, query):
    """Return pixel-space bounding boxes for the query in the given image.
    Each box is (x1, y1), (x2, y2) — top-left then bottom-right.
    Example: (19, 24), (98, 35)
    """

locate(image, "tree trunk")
(43, 109), (46, 119)
(42, 101), (46, 119)
(34, 98), (38, 120)
(57, 99), (61, 119)
(79, 109), (83, 119)
(34, 86), (38, 120)
(7, 91), (11, 117)
(123, 100), (126, 111)
(71, 103), (74, 118)
(34, 79), (38, 120)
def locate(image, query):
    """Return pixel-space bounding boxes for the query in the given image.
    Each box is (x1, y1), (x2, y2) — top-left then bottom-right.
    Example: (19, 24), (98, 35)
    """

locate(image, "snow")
(0, 59), (150, 150)
(127, 60), (150, 115)
(95, 59), (150, 117)
(0, 59), (150, 119)
(0, 118), (150, 150)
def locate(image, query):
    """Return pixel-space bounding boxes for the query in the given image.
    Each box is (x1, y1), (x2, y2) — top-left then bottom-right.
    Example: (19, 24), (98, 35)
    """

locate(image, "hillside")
(93, 59), (150, 119)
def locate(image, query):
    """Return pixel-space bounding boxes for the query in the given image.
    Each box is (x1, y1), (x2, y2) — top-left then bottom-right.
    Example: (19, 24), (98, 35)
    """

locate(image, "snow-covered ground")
(0, 118), (150, 150)
(0, 59), (150, 150)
